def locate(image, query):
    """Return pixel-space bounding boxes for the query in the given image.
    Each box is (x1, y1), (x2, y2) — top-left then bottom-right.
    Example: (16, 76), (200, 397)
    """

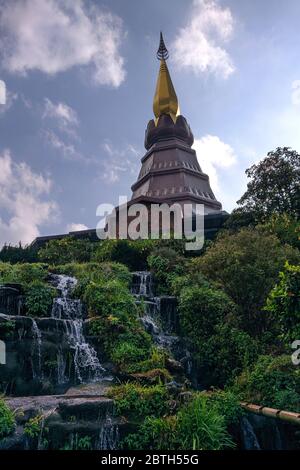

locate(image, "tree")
(265, 262), (300, 344)
(237, 147), (300, 219)
(194, 228), (300, 335)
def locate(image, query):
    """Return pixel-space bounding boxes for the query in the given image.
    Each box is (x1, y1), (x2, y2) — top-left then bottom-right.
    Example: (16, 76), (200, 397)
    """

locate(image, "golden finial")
(153, 32), (179, 125)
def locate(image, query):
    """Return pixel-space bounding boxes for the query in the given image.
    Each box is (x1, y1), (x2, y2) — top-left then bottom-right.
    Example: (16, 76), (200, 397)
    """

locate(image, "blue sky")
(1, 0), (300, 246)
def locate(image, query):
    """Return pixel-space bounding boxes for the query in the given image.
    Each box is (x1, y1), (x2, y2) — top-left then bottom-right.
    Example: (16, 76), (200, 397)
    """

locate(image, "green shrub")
(108, 382), (169, 418)
(123, 394), (234, 450)
(53, 261), (131, 288)
(206, 390), (244, 426)
(0, 399), (15, 439)
(265, 262), (300, 343)
(148, 247), (186, 295)
(24, 415), (44, 439)
(83, 279), (136, 318)
(25, 281), (56, 317)
(232, 354), (300, 412)
(38, 237), (96, 264)
(93, 239), (156, 271)
(111, 342), (148, 369)
(0, 262), (48, 287)
(179, 285), (236, 341)
(192, 324), (259, 387)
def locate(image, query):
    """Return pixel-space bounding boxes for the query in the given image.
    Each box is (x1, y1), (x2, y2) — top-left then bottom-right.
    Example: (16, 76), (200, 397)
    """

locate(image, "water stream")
(50, 274), (105, 383)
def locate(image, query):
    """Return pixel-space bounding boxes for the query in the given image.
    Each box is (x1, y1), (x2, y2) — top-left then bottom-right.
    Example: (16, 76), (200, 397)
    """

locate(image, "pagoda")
(130, 33), (222, 214)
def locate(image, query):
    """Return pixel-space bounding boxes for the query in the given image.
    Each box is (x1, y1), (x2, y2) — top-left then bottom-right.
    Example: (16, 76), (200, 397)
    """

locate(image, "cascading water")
(240, 417), (261, 450)
(31, 318), (42, 379)
(131, 272), (153, 297)
(96, 415), (119, 450)
(50, 274), (104, 383)
(132, 271), (193, 376)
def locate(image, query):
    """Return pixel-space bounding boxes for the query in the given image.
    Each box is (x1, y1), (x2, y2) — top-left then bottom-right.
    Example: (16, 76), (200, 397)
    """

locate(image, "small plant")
(61, 434), (92, 450)
(24, 414), (44, 439)
(108, 382), (169, 418)
(25, 281), (56, 317)
(123, 394), (235, 450)
(0, 399), (15, 439)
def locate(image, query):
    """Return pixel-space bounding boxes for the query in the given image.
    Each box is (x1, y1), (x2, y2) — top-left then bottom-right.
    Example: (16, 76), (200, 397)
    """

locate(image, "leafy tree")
(258, 213), (300, 249)
(0, 243), (38, 264)
(265, 263), (300, 343)
(195, 228), (299, 335)
(237, 147), (300, 219)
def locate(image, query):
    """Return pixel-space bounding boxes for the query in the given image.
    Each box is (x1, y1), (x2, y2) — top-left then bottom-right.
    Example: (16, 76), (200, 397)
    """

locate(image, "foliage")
(265, 263), (300, 343)
(83, 279), (136, 318)
(0, 243), (38, 264)
(25, 281), (56, 317)
(0, 399), (15, 439)
(237, 147), (300, 219)
(24, 415), (44, 439)
(0, 262), (48, 287)
(232, 355), (300, 412)
(93, 239), (157, 271)
(53, 261), (131, 287)
(206, 390), (244, 426)
(124, 348), (166, 374)
(195, 227), (299, 335)
(148, 247), (186, 294)
(38, 237), (96, 265)
(123, 394), (234, 450)
(108, 382), (169, 418)
(179, 284), (236, 342)
(62, 434), (92, 450)
(191, 324), (259, 387)
(0, 319), (16, 339)
(259, 213), (300, 249)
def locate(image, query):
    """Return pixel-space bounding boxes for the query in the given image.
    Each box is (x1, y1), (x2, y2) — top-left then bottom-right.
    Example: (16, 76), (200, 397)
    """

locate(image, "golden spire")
(153, 32), (179, 125)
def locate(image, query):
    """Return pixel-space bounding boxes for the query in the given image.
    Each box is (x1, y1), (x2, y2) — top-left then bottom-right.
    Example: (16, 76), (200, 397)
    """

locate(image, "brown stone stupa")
(130, 33), (222, 214)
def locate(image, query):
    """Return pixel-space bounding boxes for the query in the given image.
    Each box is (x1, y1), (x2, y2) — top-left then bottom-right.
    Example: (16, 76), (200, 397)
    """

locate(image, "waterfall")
(50, 274), (104, 383)
(31, 318), (42, 379)
(96, 415), (119, 450)
(132, 271), (193, 379)
(131, 272), (153, 297)
(240, 417), (261, 450)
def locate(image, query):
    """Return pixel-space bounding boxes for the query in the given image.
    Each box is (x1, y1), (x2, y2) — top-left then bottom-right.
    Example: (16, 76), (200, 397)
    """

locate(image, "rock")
(166, 357), (184, 372)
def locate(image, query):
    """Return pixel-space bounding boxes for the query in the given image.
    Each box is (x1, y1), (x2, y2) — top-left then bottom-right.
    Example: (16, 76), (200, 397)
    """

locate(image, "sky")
(1, 0), (300, 246)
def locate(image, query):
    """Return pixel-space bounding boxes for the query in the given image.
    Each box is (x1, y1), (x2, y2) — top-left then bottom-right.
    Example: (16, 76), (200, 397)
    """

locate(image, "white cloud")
(44, 129), (81, 160)
(101, 142), (140, 183)
(43, 98), (79, 136)
(0, 149), (58, 246)
(66, 223), (88, 232)
(0, 0), (126, 87)
(173, 0), (235, 79)
(291, 80), (300, 105)
(193, 134), (237, 191)
(0, 80), (6, 105)
(0, 86), (18, 116)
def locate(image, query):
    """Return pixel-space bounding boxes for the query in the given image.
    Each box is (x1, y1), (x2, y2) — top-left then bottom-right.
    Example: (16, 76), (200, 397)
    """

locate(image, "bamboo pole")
(240, 402), (300, 426)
